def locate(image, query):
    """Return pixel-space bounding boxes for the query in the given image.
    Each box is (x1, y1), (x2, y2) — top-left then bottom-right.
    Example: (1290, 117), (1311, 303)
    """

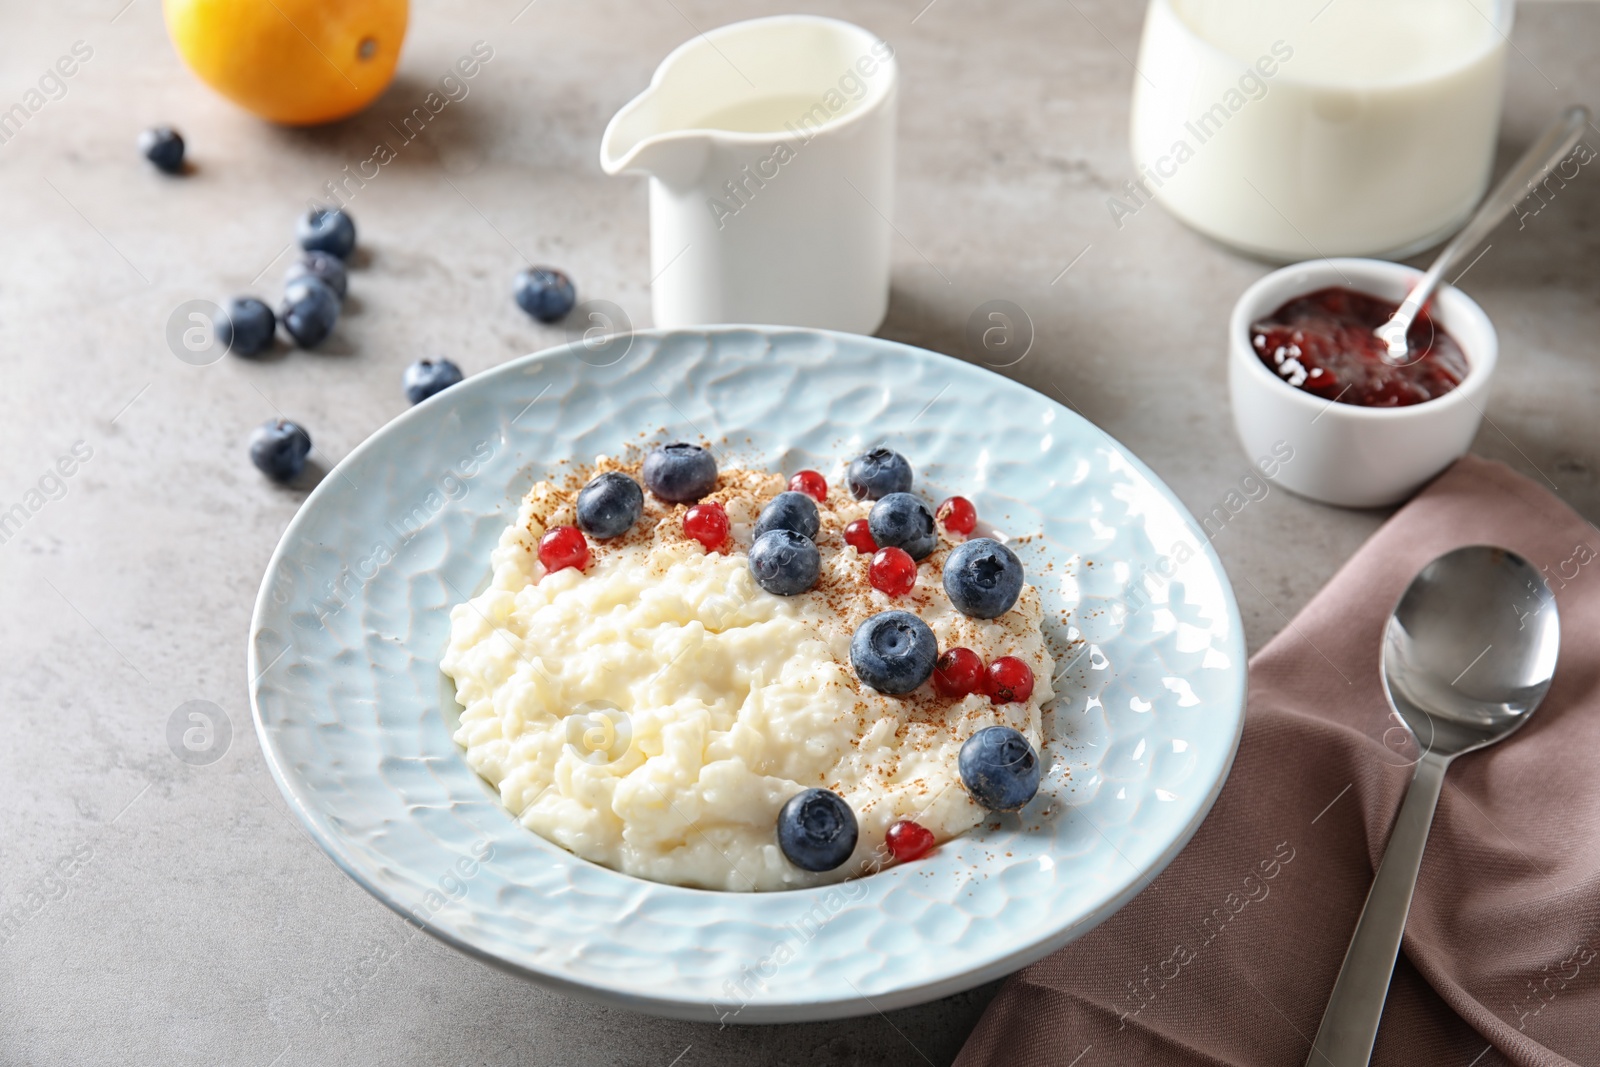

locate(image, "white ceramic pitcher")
(600, 16), (897, 334)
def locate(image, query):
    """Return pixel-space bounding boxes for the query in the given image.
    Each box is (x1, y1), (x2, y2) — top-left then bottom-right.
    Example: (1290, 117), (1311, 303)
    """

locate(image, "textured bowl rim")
(247, 325), (1248, 1021)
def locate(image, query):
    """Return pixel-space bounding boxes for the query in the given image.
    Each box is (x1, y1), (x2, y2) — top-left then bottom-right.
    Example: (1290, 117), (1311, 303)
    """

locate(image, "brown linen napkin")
(956, 456), (1600, 1067)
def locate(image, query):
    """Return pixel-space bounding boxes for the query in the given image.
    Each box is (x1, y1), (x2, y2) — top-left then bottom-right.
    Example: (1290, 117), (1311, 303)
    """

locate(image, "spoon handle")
(1307, 751), (1451, 1066)
(1381, 106), (1589, 352)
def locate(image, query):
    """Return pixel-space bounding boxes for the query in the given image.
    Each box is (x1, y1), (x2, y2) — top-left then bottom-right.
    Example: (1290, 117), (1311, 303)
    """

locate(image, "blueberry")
(943, 537), (1025, 618)
(286, 251), (347, 301)
(777, 788), (858, 872)
(403, 358), (464, 404)
(752, 491), (820, 541)
(513, 267), (577, 323)
(850, 610), (938, 694)
(249, 418), (312, 483)
(297, 206), (357, 259)
(846, 448), (913, 500)
(868, 492), (937, 560)
(642, 442), (717, 503)
(218, 296), (276, 357)
(138, 126), (184, 173)
(576, 471), (644, 539)
(278, 277), (339, 348)
(958, 726), (1041, 812)
(749, 528), (820, 596)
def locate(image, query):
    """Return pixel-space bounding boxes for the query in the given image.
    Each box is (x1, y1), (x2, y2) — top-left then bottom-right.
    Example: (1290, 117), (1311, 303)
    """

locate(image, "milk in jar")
(1128, 0), (1510, 259)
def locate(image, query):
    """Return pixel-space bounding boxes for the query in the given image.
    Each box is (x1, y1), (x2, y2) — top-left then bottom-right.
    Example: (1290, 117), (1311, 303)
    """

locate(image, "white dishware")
(1229, 258), (1497, 509)
(1129, 0), (1512, 260)
(249, 326), (1248, 1022)
(600, 16), (896, 333)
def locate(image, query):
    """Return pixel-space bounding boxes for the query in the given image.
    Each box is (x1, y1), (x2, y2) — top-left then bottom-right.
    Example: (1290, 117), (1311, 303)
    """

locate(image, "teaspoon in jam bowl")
(1377, 106), (1588, 364)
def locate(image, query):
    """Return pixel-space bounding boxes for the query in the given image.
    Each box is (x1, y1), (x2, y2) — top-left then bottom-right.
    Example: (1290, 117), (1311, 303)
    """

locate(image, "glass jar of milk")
(1128, 0), (1511, 260)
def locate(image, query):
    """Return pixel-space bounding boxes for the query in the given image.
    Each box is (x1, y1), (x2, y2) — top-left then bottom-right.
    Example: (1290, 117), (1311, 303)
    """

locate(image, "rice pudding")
(441, 450), (1055, 891)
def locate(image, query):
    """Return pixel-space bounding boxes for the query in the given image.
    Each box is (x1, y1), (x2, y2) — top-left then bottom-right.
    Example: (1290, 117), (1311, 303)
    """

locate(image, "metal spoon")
(1377, 106), (1589, 364)
(1307, 545), (1560, 1066)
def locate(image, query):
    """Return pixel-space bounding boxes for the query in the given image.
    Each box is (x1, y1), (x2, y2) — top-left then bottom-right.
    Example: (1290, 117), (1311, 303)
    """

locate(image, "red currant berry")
(788, 469), (827, 502)
(843, 519), (877, 554)
(869, 546), (917, 596)
(933, 647), (984, 698)
(985, 656), (1035, 704)
(937, 495), (977, 536)
(886, 820), (936, 863)
(538, 525), (589, 574)
(682, 501), (729, 550)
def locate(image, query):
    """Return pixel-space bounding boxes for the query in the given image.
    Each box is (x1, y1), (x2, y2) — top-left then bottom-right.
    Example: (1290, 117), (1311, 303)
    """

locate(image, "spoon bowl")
(1383, 545), (1560, 758)
(1309, 545), (1559, 1065)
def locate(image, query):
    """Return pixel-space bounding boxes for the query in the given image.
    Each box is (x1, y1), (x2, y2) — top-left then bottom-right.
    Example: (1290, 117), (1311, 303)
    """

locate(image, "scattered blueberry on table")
(846, 447), (913, 500)
(402, 358), (463, 404)
(850, 610), (938, 694)
(513, 266), (577, 323)
(868, 492), (937, 560)
(958, 725), (1040, 812)
(138, 126), (185, 173)
(278, 277), (339, 348)
(748, 528), (820, 596)
(249, 418), (312, 483)
(777, 788), (858, 872)
(943, 537), (1024, 618)
(753, 490), (821, 541)
(576, 471), (644, 539)
(218, 296), (275, 357)
(642, 442), (717, 503)
(297, 206), (357, 259)
(286, 251), (348, 301)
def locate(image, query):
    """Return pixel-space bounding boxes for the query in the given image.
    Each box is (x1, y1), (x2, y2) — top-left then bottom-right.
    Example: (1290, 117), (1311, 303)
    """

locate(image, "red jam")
(1250, 287), (1469, 408)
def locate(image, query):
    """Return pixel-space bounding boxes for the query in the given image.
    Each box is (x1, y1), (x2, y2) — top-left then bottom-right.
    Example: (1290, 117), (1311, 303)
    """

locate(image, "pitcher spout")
(600, 91), (710, 188)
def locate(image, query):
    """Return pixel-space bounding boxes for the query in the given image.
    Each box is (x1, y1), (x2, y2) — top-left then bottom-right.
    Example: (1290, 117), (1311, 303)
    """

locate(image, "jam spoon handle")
(1377, 105), (1589, 362)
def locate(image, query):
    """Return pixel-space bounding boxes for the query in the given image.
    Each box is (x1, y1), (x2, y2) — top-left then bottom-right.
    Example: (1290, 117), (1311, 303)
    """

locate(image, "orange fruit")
(163, 0), (408, 126)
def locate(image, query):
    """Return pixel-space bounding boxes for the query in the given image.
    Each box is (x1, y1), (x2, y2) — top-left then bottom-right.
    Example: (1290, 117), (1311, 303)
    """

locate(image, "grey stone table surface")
(1, 1), (1595, 1064)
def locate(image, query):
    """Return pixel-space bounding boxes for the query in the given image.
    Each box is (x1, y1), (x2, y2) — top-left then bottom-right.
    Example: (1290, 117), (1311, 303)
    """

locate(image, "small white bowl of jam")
(1229, 258), (1497, 508)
